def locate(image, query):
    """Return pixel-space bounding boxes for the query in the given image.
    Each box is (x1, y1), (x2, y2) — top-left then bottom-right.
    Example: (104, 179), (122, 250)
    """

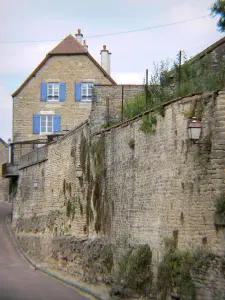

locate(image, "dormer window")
(47, 83), (59, 101)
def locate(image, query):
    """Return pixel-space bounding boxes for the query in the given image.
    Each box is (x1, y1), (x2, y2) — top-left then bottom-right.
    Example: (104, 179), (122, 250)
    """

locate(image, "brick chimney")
(75, 29), (83, 44)
(100, 45), (111, 75)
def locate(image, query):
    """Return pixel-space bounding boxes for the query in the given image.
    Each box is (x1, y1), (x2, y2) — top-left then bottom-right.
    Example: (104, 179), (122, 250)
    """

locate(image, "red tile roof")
(12, 35), (116, 97)
(49, 34), (88, 55)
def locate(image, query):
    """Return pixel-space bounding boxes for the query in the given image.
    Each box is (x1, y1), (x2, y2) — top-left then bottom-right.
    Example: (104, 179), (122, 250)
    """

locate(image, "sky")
(0, 0), (223, 142)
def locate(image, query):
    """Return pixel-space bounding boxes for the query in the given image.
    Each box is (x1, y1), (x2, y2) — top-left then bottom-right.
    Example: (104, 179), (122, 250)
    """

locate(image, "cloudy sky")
(0, 0), (223, 142)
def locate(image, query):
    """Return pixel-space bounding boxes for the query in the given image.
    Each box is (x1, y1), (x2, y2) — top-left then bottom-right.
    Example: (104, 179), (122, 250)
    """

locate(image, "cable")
(85, 15), (208, 38)
(0, 15), (208, 44)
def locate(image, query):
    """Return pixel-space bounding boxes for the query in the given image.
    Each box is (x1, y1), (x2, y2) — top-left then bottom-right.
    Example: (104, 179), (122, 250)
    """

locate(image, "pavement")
(0, 200), (89, 300)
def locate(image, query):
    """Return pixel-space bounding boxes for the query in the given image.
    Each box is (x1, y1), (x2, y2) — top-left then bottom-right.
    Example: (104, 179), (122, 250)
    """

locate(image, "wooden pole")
(178, 50), (182, 93)
(145, 69), (148, 109)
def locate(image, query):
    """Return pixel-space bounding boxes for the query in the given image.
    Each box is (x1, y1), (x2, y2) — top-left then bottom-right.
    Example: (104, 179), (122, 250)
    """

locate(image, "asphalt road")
(0, 200), (88, 300)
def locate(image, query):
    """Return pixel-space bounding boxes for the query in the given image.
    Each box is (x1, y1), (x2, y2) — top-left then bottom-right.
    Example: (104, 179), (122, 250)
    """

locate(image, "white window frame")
(40, 115), (53, 134)
(81, 82), (93, 101)
(47, 82), (59, 101)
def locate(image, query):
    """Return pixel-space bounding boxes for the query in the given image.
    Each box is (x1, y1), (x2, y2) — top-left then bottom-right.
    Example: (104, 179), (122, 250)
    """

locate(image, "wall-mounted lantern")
(188, 117), (202, 143)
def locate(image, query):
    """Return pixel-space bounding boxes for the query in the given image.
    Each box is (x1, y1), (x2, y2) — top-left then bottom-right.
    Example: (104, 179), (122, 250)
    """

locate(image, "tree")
(211, 0), (225, 32)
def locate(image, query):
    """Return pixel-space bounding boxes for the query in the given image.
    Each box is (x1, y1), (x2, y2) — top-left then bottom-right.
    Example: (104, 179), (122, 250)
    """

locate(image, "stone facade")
(90, 85), (144, 133)
(13, 53), (113, 143)
(12, 90), (225, 299)
(0, 139), (9, 201)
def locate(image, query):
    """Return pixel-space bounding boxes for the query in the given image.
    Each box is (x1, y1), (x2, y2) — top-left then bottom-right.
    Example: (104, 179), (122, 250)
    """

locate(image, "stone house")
(0, 138), (9, 200)
(12, 29), (116, 143)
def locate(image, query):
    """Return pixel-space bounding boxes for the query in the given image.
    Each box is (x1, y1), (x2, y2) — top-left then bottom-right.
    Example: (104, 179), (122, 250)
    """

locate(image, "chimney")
(83, 40), (88, 50)
(75, 28), (83, 44)
(100, 45), (111, 75)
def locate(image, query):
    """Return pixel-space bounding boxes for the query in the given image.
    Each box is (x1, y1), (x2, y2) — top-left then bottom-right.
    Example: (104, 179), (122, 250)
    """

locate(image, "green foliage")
(215, 195), (225, 216)
(116, 245), (152, 295)
(124, 93), (147, 119)
(124, 52), (225, 124)
(157, 249), (196, 300)
(139, 114), (157, 133)
(211, 0), (225, 32)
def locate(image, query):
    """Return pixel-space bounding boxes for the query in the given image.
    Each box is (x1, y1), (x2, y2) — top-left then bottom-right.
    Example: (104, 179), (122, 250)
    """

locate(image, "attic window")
(47, 83), (59, 100)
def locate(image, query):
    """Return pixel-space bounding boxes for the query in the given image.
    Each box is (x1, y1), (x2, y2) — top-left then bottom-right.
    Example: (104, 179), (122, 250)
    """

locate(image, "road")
(0, 200), (88, 300)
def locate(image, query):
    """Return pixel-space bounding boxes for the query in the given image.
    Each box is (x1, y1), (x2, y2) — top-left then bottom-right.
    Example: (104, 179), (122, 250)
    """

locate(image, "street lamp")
(188, 117), (202, 143)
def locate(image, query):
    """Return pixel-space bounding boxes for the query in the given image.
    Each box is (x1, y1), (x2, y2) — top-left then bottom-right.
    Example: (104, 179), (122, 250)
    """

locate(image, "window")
(47, 83), (59, 101)
(40, 115), (53, 133)
(81, 83), (93, 101)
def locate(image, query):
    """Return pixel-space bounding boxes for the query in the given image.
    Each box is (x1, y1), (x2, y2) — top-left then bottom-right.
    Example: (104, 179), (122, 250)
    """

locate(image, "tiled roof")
(49, 34), (88, 55)
(12, 34), (116, 97)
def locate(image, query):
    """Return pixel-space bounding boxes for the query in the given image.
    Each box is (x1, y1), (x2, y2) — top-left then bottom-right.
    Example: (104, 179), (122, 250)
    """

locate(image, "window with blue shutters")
(40, 82), (47, 101)
(40, 82), (66, 101)
(53, 115), (61, 132)
(33, 114), (40, 134)
(75, 82), (97, 101)
(33, 113), (60, 134)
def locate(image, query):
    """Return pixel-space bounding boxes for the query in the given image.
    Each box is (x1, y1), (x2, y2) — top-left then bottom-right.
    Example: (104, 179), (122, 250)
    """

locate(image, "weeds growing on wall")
(215, 195), (225, 217)
(113, 245), (152, 296)
(157, 248), (196, 300)
(66, 197), (76, 220)
(157, 235), (219, 300)
(124, 52), (225, 122)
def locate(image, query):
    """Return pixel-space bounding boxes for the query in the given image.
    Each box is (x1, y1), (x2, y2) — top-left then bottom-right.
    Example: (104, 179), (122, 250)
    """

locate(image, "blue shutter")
(53, 115), (61, 132)
(40, 82), (47, 101)
(59, 82), (66, 101)
(75, 82), (81, 101)
(33, 114), (40, 134)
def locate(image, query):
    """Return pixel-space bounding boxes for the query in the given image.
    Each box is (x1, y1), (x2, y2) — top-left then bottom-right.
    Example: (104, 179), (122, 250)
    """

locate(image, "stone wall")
(13, 54), (112, 142)
(90, 85), (144, 133)
(0, 140), (9, 201)
(201, 40), (225, 71)
(13, 91), (225, 299)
